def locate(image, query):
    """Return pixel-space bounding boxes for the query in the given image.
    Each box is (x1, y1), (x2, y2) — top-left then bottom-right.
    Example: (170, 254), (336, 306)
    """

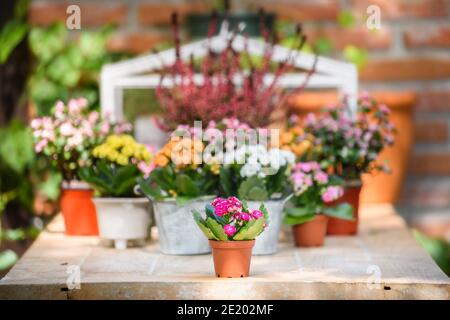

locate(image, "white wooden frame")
(100, 27), (358, 121)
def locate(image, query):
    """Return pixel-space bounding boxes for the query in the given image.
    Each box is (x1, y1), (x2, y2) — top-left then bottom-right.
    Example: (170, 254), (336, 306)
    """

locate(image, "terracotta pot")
(288, 90), (416, 204)
(60, 187), (98, 236)
(209, 240), (255, 278)
(292, 215), (328, 247)
(327, 182), (362, 235)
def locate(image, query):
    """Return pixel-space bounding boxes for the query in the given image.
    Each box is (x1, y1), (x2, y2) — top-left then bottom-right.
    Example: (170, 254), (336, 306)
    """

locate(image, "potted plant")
(219, 140), (296, 255)
(78, 134), (153, 249)
(301, 94), (395, 235)
(31, 98), (131, 235)
(138, 133), (220, 255)
(284, 162), (353, 247)
(192, 196), (267, 277)
(186, 1), (275, 39)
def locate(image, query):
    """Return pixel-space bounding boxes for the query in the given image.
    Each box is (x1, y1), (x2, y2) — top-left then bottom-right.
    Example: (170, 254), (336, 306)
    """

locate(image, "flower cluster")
(92, 134), (153, 177)
(31, 98), (131, 181)
(280, 115), (313, 159)
(229, 144), (296, 179)
(290, 161), (343, 203)
(210, 197), (265, 237)
(302, 93), (396, 179)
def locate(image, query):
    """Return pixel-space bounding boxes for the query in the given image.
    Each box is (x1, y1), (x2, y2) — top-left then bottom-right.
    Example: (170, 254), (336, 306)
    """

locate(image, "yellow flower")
(211, 163), (220, 175)
(116, 155), (129, 166)
(169, 189), (177, 197)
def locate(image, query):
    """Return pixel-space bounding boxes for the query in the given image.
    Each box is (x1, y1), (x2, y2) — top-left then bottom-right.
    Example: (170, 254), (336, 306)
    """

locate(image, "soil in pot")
(292, 215), (328, 247)
(327, 183), (361, 235)
(209, 240), (255, 278)
(60, 188), (98, 236)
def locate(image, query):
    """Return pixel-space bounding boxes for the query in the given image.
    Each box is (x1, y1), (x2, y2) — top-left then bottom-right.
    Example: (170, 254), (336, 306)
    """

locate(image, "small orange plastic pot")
(327, 183), (362, 236)
(60, 188), (99, 236)
(292, 215), (328, 247)
(209, 240), (255, 278)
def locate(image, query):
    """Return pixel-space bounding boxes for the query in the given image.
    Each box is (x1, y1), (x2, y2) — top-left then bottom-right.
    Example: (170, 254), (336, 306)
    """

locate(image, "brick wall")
(28, 0), (450, 213)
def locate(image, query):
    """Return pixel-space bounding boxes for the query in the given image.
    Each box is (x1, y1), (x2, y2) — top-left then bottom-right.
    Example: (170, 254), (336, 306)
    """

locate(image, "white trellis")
(100, 24), (358, 122)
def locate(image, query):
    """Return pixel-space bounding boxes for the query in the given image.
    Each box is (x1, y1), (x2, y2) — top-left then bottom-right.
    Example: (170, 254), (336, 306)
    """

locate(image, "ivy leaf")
(0, 20), (28, 64)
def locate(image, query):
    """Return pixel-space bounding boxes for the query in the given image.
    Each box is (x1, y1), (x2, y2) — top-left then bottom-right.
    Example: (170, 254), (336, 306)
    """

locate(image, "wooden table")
(0, 204), (449, 299)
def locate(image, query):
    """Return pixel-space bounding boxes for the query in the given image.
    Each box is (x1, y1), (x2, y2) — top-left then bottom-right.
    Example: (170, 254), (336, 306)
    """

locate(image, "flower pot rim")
(92, 197), (148, 203)
(154, 195), (216, 203)
(61, 180), (91, 190)
(209, 239), (255, 249)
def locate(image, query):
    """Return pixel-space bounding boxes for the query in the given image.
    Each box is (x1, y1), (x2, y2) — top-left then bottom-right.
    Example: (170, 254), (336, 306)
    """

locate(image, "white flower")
(240, 163), (262, 178)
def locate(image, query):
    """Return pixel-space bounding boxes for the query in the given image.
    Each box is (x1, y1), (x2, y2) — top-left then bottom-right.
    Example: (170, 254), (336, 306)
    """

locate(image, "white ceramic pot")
(152, 196), (213, 255)
(247, 198), (288, 255)
(93, 197), (151, 249)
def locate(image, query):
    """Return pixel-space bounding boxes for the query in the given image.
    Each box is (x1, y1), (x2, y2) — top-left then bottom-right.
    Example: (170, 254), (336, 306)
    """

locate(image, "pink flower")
(30, 119), (42, 130)
(379, 104), (391, 114)
(88, 111), (99, 124)
(68, 99), (81, 114)
(223, 224), (236, 236)
(35, 139), (48, 153)
(100, 121), (110, 135)
(54, 101), (65, 119)
(251, 210), (263, 219)
(239, 212), (251, 221)
(321, 186), (343, 203)
(315, 171), (328, 184)
(227, 196), (242, 209)
(138, 161), (154, 178)
(60, 122), (74, 136)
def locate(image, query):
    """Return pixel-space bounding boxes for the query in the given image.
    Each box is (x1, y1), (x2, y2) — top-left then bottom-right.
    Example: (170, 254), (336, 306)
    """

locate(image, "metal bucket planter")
(152, 196), (214, 255)
(93, 197), (151, 249)
(247, 198), (289, 255)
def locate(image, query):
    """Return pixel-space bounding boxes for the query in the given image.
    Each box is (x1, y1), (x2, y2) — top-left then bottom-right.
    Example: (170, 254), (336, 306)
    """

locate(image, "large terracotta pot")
(60, 182), (98, 236)
(288, 90), (416, 204)
(209, 240), (255, 278)
(327, 181), (362, 235)
(292, 215), (328, 247)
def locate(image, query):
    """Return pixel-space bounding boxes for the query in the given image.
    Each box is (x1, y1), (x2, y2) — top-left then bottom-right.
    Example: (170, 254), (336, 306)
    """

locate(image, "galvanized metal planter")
(247, 198), (289, 255)
(152, 196), (214, 255)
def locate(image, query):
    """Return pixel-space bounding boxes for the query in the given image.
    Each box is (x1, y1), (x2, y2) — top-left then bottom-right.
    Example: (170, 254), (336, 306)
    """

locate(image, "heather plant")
(155, 11), (315, 130)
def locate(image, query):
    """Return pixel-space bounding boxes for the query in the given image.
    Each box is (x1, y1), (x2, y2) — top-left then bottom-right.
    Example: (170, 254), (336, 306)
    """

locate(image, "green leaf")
(0, 20), (28, 64)
(2, 229), (26, 241)
(29, 23), (67, 62)
(238, 176), (268, 201)
(233, 218), (266, 240)
(38, 171), (62, 200)
(259, 203), (270, 226)
(323, 203), (354, 220)
(337, 10), (355, 28)
(192, 210), (218, 240)
(283, 212), (316, 225)
(343, 45), (368, 70)
(219, 167), (233, 196)
(206, 218), (228, 241)
(314, 37), (333, 56)
(0, 250), (18, 270)
(176, 174), (200, 197)
(137, 178), (163, 200)
(0, 121), (34, 174)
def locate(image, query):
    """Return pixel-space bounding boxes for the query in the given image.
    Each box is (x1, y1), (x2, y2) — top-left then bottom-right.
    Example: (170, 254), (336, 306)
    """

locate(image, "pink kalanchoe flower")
(223, 224), (236, 237)
(227, 196), (242, 209)
(35, 139), (48, 153)
(321, 186), (344, 203)
(251, 210), (263, 219)
(211, 197), (225, 207)
(239, 212), (251, 221)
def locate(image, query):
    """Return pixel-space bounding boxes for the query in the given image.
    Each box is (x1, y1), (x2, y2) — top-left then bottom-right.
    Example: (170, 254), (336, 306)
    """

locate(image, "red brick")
(107, 32), (171, 54)
(29, 2), (127, 27)
(257, 0), (339, 21)
(351, 0), (448, 19)
(415, 120), (449, 143)
(360, 57), (450, 81)
(404, 26), (450, 48)
(138, 2), (211, 26)
(416, 90), (450, 112)
(411, 152), (450, 175)
(400, 183), (450, 207)
(308, 26), (391, 50)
